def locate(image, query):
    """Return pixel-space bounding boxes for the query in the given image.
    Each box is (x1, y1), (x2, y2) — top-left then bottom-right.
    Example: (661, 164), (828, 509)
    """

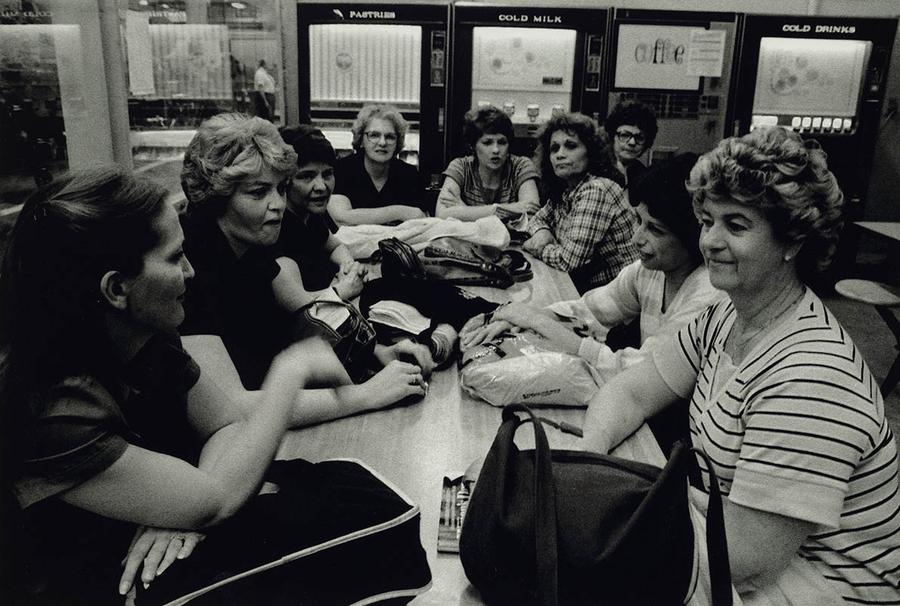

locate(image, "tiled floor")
(823, 294), (900, 442)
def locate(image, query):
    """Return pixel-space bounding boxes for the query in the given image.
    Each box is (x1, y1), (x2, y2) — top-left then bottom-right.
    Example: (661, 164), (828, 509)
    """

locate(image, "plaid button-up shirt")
(529, 174), (638, 291)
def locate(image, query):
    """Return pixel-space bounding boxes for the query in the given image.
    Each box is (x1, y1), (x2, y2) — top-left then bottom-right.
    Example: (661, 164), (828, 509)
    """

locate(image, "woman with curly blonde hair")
(583, 126), (900, 603)
(329, 104), (429, 225)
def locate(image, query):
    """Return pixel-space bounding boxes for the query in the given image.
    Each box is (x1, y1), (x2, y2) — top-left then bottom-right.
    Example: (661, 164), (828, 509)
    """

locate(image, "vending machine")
(607, 9), (741, 162)
(296, 2), (450, 187)
(449, 2), (611, 160)
(731, 15), (897, 221)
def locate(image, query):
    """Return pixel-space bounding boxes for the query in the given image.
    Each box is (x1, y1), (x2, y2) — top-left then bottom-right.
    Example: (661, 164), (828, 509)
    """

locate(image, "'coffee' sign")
(614, 23), (700, 91)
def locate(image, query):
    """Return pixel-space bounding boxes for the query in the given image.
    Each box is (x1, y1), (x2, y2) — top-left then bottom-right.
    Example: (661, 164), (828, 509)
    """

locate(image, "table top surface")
(855, 221), (900, 243)
(274, 253), (666, 604)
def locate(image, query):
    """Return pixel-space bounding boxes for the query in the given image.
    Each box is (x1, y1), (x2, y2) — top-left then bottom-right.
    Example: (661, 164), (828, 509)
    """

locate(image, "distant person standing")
(253, 60), (277, 122)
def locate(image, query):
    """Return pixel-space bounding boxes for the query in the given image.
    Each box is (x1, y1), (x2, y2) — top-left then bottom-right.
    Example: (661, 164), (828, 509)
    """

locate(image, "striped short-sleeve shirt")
(653, 291), (900, 603)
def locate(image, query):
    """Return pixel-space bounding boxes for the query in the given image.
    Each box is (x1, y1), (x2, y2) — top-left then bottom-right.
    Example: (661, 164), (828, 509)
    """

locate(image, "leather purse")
(459, 403), (732, 606)
(290, 298), (377, 384)
(378, 236), (532, 289)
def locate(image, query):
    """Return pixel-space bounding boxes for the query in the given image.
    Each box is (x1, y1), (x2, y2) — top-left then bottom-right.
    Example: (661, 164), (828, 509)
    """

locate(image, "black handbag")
(379, 237), (532, 289)
(459, 403), (731, 606)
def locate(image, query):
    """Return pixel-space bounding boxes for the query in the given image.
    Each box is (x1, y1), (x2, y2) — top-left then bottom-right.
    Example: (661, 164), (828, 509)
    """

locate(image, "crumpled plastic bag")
(459, 330), (602, 408)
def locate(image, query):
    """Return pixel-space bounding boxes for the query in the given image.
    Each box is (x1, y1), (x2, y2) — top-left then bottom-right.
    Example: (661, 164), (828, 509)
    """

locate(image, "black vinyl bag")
(379, 237), (532, 289)
(459, 403), (731, 606)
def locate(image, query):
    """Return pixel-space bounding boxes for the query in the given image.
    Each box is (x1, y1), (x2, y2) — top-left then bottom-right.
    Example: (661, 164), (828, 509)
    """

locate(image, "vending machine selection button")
(811, 117), (822, 130)
(843, 119), (853, 132)
(822, 117), (833, 131)
(791, 117), (802, 130)
(832, 118), (843, 131)
(801, 117), (812, 130)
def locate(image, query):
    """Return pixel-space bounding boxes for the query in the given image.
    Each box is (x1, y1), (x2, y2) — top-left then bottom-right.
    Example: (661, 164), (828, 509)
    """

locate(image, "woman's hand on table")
(460, 316), (514, 350)
(365, 360), (428, 408)
(374, 340), (436, 377)
(332, 263), (366, 299)
(523, 230), (555, 257)
(119, 525), (205, 595)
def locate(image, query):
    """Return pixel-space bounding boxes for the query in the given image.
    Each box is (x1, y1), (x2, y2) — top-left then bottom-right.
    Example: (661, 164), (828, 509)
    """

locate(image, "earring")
(784, 254), (793, 262)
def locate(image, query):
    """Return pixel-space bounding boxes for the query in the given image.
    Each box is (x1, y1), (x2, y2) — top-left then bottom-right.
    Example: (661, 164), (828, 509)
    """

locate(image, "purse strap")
(690, 447), (733, 606)
(501, 404), (559, 606)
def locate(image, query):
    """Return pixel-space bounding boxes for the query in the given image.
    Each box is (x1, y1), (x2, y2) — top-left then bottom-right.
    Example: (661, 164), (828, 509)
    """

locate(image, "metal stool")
(834, 279), (900, 397)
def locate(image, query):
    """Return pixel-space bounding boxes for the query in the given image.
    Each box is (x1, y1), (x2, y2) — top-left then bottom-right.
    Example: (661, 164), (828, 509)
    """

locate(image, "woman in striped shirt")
(583, 126), (900, 604)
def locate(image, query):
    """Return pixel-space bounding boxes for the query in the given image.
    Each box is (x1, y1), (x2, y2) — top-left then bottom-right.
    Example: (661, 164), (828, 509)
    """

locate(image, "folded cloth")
(335, 215), (510, 259)
(368, 300), (432, 335)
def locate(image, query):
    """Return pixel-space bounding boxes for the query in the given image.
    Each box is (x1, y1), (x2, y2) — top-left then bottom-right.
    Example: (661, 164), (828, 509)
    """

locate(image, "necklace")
(729, 287), (806, 354)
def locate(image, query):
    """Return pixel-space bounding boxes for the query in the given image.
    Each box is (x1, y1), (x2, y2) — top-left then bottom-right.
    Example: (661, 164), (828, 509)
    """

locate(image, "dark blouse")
(13, 334), (201, 605)
(180, 214), (292, 390)
(333, 153), (429, 214)
(275, 209), (337, 291)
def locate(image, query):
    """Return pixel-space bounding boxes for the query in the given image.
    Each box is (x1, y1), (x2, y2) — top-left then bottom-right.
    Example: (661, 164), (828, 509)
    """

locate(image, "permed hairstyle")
(0, 167), (170, 472)
(687, 126), (844, 276)
(350, 104), (409, 154)
(534, 112), (623, 200)
(463, 105), (514, 150)
(604, 100), (659, 148)
(280, 124), (337, 168)
(630, 153), (702, 264)
(181, 113), (297, 217)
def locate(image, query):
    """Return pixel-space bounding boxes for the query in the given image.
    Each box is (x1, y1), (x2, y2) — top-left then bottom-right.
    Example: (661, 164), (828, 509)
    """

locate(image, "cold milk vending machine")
(449, 2), (611, 159)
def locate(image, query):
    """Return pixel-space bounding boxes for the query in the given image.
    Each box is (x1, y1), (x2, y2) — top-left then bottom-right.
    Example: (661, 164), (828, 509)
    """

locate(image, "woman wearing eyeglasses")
(329, 104), (429, 225)
(604, 100), (658, 189)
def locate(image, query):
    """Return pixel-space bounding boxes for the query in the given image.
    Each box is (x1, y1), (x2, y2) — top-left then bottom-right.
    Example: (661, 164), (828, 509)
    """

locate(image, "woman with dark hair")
(329, 104), (428, 225)
(0, 167), (384, 603)
(278, 124), (366, 296)
(461, 153), (721, 381)
(524, 111), (638, 293)
(436, 105), (540, 221)
(180, 113), (433, 423)
(583, 127), (900, 603)
(604, 100), (658, 187)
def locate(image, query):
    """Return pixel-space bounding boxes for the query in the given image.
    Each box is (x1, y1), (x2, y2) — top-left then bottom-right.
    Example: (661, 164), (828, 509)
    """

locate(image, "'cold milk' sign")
(614, 24), (701, 91)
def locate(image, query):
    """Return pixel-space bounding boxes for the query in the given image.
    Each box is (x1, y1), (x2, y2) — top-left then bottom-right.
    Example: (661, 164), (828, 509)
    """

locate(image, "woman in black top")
(330, 104), (429, 225)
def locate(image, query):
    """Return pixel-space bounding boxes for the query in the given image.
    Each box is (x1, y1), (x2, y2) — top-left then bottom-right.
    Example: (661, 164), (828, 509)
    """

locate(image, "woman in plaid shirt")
(524, 112), (639, 293)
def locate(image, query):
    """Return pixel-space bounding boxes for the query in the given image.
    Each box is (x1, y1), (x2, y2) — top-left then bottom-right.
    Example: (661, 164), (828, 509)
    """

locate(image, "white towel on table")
(335, 215), (511, 259)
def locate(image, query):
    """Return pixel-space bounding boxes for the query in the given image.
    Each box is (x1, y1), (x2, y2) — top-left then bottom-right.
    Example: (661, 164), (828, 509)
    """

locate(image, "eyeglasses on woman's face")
(364, 131), (398, 143)
(615, 129), (646, 145)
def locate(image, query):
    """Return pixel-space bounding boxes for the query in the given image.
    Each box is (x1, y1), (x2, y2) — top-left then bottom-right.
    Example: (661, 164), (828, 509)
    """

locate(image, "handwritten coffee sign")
(614, 24), (701, 91)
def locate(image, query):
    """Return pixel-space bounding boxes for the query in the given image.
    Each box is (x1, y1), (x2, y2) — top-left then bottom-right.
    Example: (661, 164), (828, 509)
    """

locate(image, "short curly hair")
(350, 104), (409, 154)
(604, 100), (658, 148)
(534, 112), (623, 200)
(462, 105), (514, 150)
(687, 126), (844, 277)
(181, 113), (297, 217)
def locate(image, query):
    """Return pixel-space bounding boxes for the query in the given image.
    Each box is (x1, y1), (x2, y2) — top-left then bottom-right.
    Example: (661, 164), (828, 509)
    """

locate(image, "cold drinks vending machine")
(731, 15), (897, 220)
(297, 2), (450, 187)
(449, 2), (611, 160)
(607, 9), (741, 162)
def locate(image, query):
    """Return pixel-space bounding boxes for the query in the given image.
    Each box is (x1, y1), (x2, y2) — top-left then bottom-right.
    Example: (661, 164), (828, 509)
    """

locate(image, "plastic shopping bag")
(459, 330), (601, 408)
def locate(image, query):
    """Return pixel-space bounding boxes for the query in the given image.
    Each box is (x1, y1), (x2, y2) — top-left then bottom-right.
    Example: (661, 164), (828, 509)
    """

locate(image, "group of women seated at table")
(3, 98), (899, 605)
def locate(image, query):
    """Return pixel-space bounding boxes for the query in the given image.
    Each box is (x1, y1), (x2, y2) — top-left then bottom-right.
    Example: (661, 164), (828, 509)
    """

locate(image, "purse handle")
(503, 403), (732, 606)
(501, 404), (559, 606)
